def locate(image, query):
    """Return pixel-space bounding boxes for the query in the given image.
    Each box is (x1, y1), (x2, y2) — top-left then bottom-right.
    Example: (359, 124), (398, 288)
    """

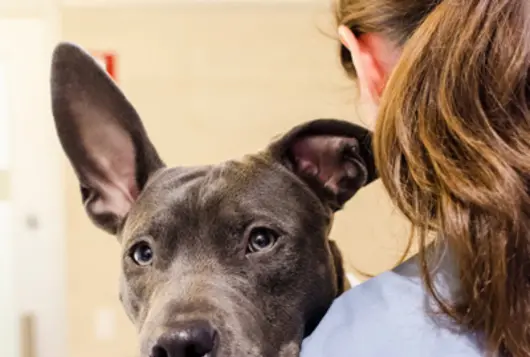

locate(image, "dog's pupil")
(252, 232), (272, 249)
(140, 247), (152, 261)
(255, 234), (269, 247)
(141, 248), (151, 260)
(247, 228), (277, 253)
(134, 244), (152, 263)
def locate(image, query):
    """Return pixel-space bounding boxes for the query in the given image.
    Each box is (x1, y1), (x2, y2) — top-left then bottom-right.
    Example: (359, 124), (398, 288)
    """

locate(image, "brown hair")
(336, 0), (530, 355)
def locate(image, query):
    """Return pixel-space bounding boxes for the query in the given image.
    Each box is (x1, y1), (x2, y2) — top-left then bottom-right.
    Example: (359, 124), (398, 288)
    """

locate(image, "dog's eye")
(247, 228), (278, 253)
(130, 242), (154, 266)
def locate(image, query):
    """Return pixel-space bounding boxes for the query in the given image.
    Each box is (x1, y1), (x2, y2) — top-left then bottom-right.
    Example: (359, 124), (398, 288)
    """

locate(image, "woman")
(301, 0), (530, 356)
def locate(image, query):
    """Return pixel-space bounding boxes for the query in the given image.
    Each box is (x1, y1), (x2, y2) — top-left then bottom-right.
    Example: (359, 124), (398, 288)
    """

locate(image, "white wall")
(0, 1), (64, 357)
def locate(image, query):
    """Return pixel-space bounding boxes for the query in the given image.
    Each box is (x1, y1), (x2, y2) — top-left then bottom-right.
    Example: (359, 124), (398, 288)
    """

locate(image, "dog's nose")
(152, 320), (217, 357)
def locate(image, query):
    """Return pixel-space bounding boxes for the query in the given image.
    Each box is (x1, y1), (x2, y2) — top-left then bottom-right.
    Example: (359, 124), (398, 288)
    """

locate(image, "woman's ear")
(338, 26), (400, 103)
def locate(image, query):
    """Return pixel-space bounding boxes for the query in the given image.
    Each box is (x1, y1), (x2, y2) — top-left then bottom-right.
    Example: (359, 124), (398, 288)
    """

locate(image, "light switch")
(94, 307), (116, 341)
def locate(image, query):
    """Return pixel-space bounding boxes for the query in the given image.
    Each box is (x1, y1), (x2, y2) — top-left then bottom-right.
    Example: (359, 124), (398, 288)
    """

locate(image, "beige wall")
(62, 4), (410, 357)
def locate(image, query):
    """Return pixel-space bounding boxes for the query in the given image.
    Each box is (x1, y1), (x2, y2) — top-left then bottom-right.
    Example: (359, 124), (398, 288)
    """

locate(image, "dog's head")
(51, 43), (377, 357)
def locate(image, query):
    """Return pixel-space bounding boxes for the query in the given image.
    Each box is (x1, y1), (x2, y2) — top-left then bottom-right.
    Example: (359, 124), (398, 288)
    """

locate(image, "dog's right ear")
(51, 42), (165, 235)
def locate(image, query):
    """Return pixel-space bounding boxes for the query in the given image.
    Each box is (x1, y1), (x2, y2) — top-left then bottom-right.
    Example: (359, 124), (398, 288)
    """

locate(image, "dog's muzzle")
(151, 320), (218, 357)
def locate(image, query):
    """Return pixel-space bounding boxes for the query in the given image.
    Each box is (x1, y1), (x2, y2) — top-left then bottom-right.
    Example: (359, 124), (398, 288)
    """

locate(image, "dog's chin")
(278, 340), (301, 357)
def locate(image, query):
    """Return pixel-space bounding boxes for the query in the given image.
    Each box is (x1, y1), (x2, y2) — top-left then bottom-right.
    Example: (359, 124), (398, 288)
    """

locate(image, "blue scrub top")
(300, 249), (485, 357)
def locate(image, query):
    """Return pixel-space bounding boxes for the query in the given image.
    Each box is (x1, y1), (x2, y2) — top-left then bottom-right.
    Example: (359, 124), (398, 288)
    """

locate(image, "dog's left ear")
(268, 119), (377, 211)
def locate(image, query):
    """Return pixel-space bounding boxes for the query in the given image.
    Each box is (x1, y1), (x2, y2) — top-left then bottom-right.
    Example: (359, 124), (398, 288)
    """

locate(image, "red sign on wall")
(91, 51), (117, 81)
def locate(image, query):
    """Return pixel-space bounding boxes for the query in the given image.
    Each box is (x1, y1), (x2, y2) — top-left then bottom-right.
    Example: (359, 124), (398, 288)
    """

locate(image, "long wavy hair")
(335, 0), (530, 355)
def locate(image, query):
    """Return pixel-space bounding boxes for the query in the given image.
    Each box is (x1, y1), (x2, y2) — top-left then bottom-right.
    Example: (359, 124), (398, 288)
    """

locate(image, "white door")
(0, 18), (65, 357)
(0, 51), (16, 357)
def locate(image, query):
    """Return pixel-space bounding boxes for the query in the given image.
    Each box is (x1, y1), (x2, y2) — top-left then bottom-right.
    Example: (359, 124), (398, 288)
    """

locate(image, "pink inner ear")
(79, 115), (140, 220)
(292, 135), (358, 194)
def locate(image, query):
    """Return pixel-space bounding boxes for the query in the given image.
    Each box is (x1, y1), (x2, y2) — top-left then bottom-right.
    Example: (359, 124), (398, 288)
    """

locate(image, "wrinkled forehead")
(121, 155), (328, 238)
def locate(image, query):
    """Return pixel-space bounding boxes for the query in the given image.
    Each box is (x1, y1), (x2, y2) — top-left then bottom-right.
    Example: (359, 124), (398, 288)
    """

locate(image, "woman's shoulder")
(300, 255), (484, 357)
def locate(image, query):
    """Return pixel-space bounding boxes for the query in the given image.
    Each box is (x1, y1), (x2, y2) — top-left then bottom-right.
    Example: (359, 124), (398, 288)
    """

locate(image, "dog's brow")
(196, 161), (248, 203)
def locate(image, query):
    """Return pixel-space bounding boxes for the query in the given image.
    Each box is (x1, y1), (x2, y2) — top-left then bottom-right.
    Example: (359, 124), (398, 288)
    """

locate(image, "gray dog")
(50, 43), (377, 357)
